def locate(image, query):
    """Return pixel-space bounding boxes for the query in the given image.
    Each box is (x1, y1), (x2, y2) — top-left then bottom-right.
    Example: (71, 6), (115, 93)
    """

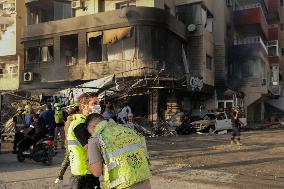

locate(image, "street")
(0, 128), (284, 189)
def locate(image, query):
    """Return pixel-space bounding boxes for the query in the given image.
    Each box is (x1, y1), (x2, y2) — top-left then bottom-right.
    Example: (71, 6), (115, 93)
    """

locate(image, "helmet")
(54, 103), (60, 107)
(24, 105), (31, 110)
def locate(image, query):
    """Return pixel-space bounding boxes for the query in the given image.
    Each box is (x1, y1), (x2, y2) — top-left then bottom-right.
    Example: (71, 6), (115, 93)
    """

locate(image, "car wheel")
(208, 126), (215, 134)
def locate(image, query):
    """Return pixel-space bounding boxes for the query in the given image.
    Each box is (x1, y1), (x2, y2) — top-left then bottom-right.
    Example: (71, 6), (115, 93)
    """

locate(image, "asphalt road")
(0, 128), (284, 189)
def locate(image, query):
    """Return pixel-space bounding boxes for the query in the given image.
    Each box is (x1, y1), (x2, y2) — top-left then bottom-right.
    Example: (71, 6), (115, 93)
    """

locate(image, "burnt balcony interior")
(60, 34), (78, 66)
(24, 25), (185, 81)
(26, 45), (54, 64)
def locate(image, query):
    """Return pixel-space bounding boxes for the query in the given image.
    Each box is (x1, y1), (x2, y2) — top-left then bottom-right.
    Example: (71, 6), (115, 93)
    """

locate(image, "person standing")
(55, 105), (79, 184)
(40, 103), (55, 137)
(67, 92), (101, 189)
(25, 107), (34, 128)
(231, 106), (242, 146)
(54, 103), (66, 149)
(87, 113), (151, 189)
(12, 107), (26, 154)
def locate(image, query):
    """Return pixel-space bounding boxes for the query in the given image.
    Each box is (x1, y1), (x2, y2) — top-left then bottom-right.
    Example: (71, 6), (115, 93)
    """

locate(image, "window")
(271, 65), (279, 85)
(202, 8), (214, 33)
(164, 5), (171, 14)
(26, 46), (53, 64)
(218, 102), (224, 110)
(281, 24), (284, 31)
(87, 32), (103, 63)
(217, 113), (225, 120)
(282, 48), (284, 56)
(116, 0), (136, 9)
(60, 34), (78, 66)
(0, 68), (3, 78)
(206, 54), (212, 70)
(26, 47), (40, 63)
(7, 65), (17, 78)
(54, 1), (72, 20)
(281, 0), (284, 6)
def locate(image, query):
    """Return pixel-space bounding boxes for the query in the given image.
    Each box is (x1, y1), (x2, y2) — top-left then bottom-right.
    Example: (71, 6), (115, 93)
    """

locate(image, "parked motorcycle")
(16, 129), (56, 165)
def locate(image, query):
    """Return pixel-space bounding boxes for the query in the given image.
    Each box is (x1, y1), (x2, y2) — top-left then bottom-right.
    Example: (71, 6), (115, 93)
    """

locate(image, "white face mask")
(91, 105), (101, 114)
(56, 107), (60, 111)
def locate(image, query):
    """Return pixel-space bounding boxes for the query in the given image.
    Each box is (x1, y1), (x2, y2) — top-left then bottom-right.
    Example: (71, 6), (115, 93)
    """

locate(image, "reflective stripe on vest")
(102, 140), (147, 161)
(110, 176), (126, 189)
(68, 140), (82, 147)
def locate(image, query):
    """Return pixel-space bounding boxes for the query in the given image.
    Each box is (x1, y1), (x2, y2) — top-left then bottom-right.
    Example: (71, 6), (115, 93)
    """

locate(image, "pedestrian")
(67, 92), (101, 189)
(102, 103), (114, 120)
(54, 105), (79, 184)
(40, 103), (55, 138)
(54, 103), (67, 149)
(231, 106), (242, 146)
(12, 107), (26, 154)
(25, 107), (34, 128)
(86, 113), (152, 189)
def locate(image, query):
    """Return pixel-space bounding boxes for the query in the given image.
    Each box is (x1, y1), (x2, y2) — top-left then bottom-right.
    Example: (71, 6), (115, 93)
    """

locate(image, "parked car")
(190, 113), (216, 133)
(191, 111), (247, 133)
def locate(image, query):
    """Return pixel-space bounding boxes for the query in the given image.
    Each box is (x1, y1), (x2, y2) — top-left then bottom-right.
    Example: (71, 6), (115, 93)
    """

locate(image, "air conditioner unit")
(24, 72), (33, 82)
(72, 1), (81, 9)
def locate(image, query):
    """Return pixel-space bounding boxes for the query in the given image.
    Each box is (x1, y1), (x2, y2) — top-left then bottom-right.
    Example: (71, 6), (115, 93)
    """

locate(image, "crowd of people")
(12, 92), (151, 189)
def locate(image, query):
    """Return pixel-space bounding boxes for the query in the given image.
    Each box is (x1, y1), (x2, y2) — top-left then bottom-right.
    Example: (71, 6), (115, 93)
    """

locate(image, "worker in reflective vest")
(67, 92), (102, 189)
(87, 113), (151, 189)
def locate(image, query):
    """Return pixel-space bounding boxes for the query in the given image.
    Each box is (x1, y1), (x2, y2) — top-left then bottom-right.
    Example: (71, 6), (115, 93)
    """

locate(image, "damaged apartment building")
(16, 0), (284, 125)
(0, 0), (18, 91)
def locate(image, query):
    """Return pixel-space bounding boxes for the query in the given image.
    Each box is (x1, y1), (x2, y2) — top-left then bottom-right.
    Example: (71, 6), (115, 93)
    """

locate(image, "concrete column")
(149, 89), (159, 125)
(78, 32), (87, 65)
(53, 36), (60, 65)
(261, 100), (265, 122)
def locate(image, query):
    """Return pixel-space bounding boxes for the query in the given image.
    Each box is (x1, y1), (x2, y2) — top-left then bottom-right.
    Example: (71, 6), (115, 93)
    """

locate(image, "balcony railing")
(234, 3), (262, 11)
(234, 36), (268, 54)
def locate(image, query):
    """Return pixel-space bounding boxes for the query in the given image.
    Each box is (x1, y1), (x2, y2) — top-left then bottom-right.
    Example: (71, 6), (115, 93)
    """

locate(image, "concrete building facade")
(0, 0), (18, 91)
(15, 0), (284, 125)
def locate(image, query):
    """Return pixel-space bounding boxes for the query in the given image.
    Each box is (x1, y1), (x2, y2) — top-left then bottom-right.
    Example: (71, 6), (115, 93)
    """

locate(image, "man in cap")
(12, 107), (25, 153)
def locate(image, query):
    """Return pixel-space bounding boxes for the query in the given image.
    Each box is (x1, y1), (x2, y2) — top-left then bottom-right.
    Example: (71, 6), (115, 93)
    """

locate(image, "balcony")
(234, 36), (268, 56)
(234, 3), (268, 38)
(266, 40), (281, 64)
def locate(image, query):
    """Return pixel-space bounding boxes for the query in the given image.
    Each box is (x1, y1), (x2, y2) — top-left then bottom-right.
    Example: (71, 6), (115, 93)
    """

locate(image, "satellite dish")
(187, 24), (197, 32)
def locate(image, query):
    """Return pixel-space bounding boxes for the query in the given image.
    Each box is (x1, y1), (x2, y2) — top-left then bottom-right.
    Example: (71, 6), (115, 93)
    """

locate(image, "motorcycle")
(16, 128), (56, 165)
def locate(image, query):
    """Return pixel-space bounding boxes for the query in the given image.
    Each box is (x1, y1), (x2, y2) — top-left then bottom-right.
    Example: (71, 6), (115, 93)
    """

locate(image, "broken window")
(60, 34), (78, 66)
(103, 27), (134, 61)
(116, 0), (136, 9)
(87, 32), (103, 63)
(26, 47), (40, 63)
